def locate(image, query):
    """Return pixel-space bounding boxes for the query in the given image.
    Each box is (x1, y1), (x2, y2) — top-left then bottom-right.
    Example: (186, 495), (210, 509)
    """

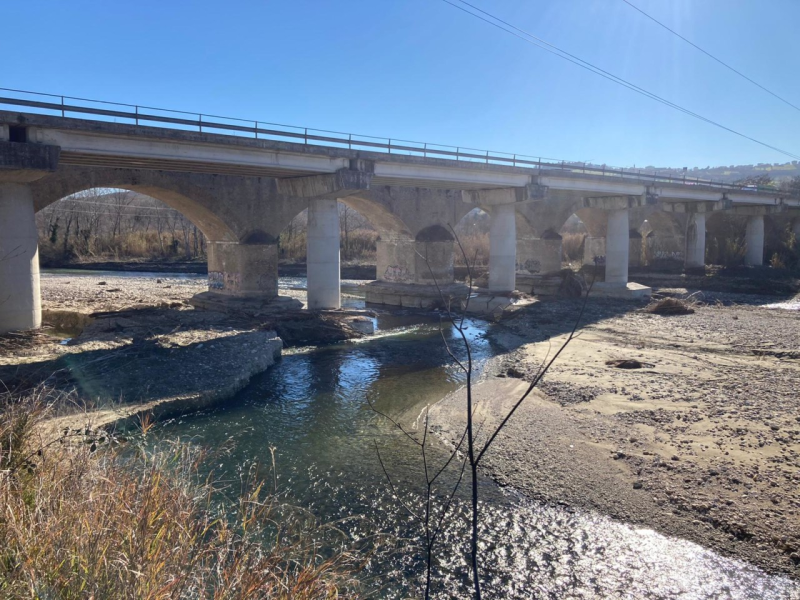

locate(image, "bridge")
(1, 90), (799, 333)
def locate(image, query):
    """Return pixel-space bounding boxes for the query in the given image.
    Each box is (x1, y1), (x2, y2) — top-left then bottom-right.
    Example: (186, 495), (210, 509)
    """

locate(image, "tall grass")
(454, 232), (489, 266)
(561, 233), (585, 262)
(278, 229), (378, 263)
(0, 388), (360, 599)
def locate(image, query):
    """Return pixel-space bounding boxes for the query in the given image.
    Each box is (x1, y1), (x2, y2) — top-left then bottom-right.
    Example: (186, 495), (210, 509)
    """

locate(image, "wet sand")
(431, 293), (800, 578)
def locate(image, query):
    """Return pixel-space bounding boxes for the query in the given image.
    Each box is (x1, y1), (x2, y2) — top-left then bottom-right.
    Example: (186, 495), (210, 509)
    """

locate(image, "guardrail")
(0, 87), (788, 196)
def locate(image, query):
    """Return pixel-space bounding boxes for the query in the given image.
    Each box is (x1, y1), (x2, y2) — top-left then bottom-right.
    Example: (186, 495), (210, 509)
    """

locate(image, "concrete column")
(307, 197), (340, 309)
(489, 203), (517, 292)
(605, 208), (629, 285)
(685, 212), (707, 268)
(0, 183), (41, 333)
(745, 215), (764, 266)
(207, 241), (278, 297)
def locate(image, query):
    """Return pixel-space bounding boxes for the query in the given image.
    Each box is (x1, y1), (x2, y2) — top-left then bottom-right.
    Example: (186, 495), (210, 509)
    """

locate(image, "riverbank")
(430, 292), (800, 578)
(1, 272), (370, 436)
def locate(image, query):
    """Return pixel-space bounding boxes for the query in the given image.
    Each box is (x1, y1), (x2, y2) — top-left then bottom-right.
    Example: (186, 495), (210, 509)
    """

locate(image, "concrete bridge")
(1, 99), (799, 333)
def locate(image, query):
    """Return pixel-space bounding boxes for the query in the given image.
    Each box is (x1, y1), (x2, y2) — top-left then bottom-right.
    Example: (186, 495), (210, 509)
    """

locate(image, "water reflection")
(153, 310), (799, 599)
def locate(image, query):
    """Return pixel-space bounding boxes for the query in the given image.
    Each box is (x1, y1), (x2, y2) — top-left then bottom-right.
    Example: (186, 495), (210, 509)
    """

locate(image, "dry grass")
(561, 233), (584, 262)
(278, 229), (378, 263)
(0, 387), (360, 599)
(455, 232), (489, 267)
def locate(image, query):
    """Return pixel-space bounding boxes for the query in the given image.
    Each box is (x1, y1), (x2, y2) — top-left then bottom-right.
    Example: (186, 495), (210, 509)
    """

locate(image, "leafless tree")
(371, 227), (593, 598)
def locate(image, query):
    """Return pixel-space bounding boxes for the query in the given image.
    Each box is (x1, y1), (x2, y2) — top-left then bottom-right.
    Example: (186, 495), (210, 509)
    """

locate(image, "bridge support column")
(489, 203), (517, 292)
(686, 212), (707, 268)
(207, 241), (278, 297)
(0, 183), (41, 333)
(307, 197), (340, 310)
(605, 208), (629, 286)
(745, 215), (764, 266)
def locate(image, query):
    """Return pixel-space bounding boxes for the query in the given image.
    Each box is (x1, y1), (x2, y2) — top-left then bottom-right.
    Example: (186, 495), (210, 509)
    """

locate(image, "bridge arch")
(30, 166), (239, 242)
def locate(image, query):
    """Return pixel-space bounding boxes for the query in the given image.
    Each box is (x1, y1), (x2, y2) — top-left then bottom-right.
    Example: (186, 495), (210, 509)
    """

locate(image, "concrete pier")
(489, 203), (517, 293)
(207, 241), (278, 297)
(605, 208), (629, 285)
(0, 183), (41, 333)
(307, 198), (341, 309)
(686, 212), (707, 268)
(745, 215), (764, 267)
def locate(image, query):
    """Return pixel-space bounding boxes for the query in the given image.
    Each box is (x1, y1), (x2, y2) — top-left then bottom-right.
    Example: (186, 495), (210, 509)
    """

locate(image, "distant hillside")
(636, 161), (800, 184)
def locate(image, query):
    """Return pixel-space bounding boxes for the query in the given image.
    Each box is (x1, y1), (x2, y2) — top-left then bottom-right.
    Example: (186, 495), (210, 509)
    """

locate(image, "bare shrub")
(0, 388), (359, 599)
(455, 232), (489, 267)
(561, 232), (585, 262)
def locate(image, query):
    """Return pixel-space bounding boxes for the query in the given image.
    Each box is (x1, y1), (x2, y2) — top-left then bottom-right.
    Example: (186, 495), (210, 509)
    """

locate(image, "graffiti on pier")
(208, 271), (241, 290)
(383, 264), (411, 282)
(516, 259), (542, 274)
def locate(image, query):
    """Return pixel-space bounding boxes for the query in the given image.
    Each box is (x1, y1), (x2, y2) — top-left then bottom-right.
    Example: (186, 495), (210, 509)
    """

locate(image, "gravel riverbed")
(432, 292), (800, 579)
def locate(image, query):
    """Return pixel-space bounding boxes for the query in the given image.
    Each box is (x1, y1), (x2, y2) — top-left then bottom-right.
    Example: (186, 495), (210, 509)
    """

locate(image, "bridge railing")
(0, 87), (788, 196)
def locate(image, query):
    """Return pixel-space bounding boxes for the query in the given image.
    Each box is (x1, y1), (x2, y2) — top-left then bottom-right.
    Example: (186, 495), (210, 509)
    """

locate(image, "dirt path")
(431, 295), (800, 578)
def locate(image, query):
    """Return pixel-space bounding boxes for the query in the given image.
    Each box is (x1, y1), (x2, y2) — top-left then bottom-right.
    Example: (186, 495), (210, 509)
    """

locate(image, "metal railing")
(0, 87), (787, 196)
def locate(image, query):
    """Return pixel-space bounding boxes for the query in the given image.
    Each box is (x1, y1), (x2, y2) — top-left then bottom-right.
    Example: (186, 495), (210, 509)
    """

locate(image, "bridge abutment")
(0, 183), (41, 333)
(307, 197), (341, 310)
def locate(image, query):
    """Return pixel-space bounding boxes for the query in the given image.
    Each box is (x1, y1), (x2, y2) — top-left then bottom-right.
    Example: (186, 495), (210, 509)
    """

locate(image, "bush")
(0, 388), (359, 599)
(455, 232), (489, 266)
(561, 233), (585, 262)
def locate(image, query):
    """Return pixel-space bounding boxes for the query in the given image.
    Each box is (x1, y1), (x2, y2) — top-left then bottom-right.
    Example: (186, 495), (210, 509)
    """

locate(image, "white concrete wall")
(605, 208), (629, 285)
(0, 183), (41, 333)
(307, 198), (341, 309)
(686, 213), (706, 268)
(489, 203), (517, 292)
(745, 215), (764, 267)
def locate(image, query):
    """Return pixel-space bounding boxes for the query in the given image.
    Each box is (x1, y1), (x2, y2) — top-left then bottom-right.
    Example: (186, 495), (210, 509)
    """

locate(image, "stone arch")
(415, 224), (455, 242)
(30, 166), (239, 242)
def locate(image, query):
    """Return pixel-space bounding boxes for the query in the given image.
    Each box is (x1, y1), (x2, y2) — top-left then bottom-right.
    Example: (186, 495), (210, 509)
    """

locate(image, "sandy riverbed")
(431, 292), (800, 578)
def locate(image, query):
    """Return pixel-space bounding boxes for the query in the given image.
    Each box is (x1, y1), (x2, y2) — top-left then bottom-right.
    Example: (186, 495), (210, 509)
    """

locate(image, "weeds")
(0, 387), (360, 599)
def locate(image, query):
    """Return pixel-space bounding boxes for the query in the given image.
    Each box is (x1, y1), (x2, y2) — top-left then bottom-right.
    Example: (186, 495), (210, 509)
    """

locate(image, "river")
(46, 269), (799, 598)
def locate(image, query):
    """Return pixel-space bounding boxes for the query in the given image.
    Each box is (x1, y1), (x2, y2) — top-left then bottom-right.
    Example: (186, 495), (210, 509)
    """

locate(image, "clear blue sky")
(4, 0), (799, 169)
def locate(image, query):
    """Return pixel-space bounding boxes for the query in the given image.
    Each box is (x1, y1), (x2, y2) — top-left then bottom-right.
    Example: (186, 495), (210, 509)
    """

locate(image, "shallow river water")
(47, 270), (799, 598)
(147, 305), (797, 599)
